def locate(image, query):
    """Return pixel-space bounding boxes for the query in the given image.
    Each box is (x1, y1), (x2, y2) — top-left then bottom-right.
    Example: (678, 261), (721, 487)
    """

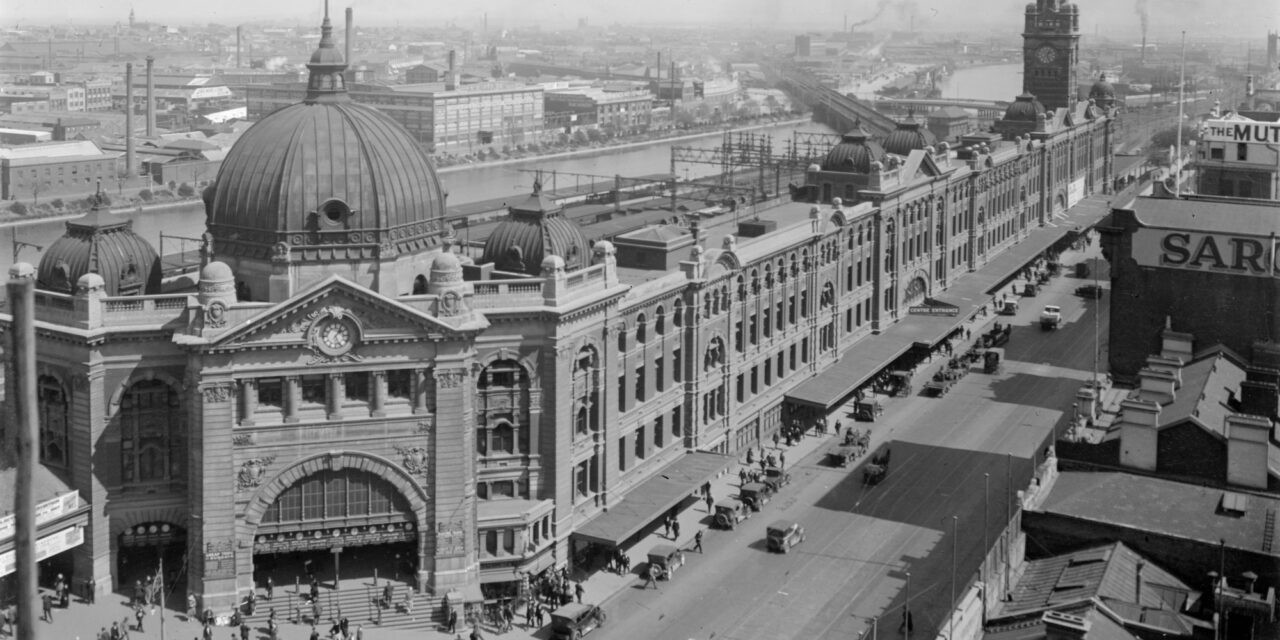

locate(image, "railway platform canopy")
(784, 197), (1111, 414)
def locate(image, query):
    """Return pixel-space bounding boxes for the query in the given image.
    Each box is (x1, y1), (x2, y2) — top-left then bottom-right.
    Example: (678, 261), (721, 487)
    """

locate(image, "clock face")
(1036, 46), (1057, 64)
(314, 318), (354, 355)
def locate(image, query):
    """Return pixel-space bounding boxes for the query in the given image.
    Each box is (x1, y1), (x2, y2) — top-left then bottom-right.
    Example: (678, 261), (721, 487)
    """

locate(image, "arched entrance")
(243, 452), (431, 593)
(117, 522), (187, 594)
(904, 276), (928, 308)
(1053, 192), (1067, 216)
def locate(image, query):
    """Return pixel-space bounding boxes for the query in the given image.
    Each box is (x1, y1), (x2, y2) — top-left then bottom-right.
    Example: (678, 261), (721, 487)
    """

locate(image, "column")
(239, 379), (257, 426)
(413, 369), (430, 413)
(283, 376), (300, 423)
(371, 371), (387, 417)
(327, 373), (344, 420)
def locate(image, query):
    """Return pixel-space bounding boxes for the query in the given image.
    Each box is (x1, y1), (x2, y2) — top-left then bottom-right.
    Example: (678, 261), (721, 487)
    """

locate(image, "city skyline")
(4, 0), (1278, 36)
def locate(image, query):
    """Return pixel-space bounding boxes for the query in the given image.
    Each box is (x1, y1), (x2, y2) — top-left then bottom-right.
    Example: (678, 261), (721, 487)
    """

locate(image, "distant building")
(405, 64), (446, 84)
(544, 87), (652, 134)
(111, 74), (235, 115)
(925, 106), (973, 142)
(1195, 116), (1280, 200)
(77, 79), (113, 112)
(0, 139), (121, 200)
(246, 81), (544, 152)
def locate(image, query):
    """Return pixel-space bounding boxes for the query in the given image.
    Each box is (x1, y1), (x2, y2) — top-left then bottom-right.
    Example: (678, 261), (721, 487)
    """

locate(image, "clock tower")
(1022, 0), (1080, 112)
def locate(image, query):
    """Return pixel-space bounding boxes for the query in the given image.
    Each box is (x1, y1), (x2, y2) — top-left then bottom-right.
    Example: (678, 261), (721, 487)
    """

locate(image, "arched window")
(636, 314), (648, 343)
(261, 468), (411, 524)
(492, 422), (515, 454)
(38, 375), (68, 468)
(820, 282), (836, 309)
(120, 379), (182, 485)
(764, 264), (773, 289)
(711, 291), (721, 316)
(704, 337), (725, 371)
(704, 294), (712, 318)
(737, 275), (747, 301)
(655, 306), (666, 335)
(617, 326), (627, 353)
(751, 269), (760, 295)
(777, 258), (787, 283)
(673, 299), (684, 327)
(478, 360), (526, 389)
(412, 275), (428, 295)
(576, 406), (589, 434)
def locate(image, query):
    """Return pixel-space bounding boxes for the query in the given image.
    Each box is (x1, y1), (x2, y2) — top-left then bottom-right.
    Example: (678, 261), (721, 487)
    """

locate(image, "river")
(1, 120), (835, 281)
(938, 63), (1023, 102)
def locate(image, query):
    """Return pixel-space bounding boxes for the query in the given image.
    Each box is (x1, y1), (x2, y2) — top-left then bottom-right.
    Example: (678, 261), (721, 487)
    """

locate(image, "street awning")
(572, 451), (731, 548)
(783, 196), (1112, 412)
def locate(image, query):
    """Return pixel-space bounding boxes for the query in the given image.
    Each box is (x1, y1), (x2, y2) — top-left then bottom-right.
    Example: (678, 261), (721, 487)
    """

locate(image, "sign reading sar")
(1134, 228), (1278, 278)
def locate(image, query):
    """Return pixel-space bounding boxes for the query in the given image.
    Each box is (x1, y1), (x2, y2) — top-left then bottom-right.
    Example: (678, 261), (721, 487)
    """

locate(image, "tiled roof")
(999, 542), (1195, 618)
(1150, 348), (1248, 438)
(1129, 195), (1280, 236)
(1039, 471), (1279, 554)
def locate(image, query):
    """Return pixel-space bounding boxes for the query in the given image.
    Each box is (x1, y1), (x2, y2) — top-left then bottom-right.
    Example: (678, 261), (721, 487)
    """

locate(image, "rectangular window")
(300, 375), (326, 406)
(634, 426), (646, 460)
(347, 475), (368, 516)
(301, 476), (324, 520)
(673, 348), (682, 382)
(750, 366), (759, 395)
(503, 528), (515, 554)
(672, 408), (682, 439)
(618, 374), (626, 412)
(344, 372), (369, 403)
(1210, 147), (1224, 160)
(776, 302), (784, 331)
(492, 481), (514, 498)
(748, 315), (758, 345)
(1237, 143), (1247, 161)
(258, 378), (283, 408)
(654, 415), (664, 449)
(777, 351), (785, 376)
(387, 370), (413, 400)
(655, 356), (665, 390)
(736, 374), (745, 402)
(485, 530), (499, 557)
(802, 337), (810, 363)
(764, 359), (772, 386)
(635, 366), (645, 402)
(790, 344), (797, 371)
(618, 437), (627, 471)
(325, 473), (346, 518)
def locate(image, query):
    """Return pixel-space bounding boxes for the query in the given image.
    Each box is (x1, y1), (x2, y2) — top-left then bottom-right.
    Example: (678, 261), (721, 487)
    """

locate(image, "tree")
(139, 189), (153, 202)
(8, 201), (28, 216)
(1146, 123), (1199, 165)
(585, 128), (603, 143)
(177, 182), (195, 197)
(50, 198), (64, 210)
(572, 130), (589, 145)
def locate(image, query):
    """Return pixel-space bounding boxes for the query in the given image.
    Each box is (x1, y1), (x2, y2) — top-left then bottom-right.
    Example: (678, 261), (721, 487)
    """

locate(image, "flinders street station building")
(0, 0), (1115, 617)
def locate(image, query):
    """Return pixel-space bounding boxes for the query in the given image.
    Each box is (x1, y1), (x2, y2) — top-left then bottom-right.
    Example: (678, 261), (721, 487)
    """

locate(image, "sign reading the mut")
(1201, 120), (1280, 144)
(1134, 228), (1277, 277)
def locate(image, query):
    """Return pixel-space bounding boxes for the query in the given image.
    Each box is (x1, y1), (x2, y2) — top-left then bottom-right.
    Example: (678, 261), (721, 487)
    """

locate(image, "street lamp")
(904, 571), (912, 640)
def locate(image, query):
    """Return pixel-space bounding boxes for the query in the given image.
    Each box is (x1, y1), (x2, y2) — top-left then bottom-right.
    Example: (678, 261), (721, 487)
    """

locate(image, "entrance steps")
(239, 583), (447, 633)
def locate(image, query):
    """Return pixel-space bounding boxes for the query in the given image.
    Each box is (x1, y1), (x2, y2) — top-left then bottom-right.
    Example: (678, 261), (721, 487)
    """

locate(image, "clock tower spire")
(1023, 0), (1081, 112)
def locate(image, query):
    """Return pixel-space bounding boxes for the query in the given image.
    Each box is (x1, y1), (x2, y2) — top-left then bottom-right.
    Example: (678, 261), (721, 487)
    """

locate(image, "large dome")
(820, 126), (885, 174)
(205, 8), (448, 263)
(37, 195), (161, 296)
(1003, 93), (1046, 122)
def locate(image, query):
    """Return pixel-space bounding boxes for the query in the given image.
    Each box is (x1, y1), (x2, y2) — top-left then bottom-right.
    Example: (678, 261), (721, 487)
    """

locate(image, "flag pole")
(1174, 30), (1187, 196)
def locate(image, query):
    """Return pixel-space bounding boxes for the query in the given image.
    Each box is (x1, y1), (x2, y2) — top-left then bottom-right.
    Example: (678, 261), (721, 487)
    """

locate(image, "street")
(597, 242), (1110, 640)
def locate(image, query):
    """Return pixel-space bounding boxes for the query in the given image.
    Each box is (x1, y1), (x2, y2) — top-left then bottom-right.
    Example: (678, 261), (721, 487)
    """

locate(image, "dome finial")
(304, 0), (349, 103)
(532, 173), (543, 195)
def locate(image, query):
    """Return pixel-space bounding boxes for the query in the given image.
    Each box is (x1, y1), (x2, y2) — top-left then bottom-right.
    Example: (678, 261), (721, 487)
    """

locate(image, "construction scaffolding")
(670, 130), (840, 201)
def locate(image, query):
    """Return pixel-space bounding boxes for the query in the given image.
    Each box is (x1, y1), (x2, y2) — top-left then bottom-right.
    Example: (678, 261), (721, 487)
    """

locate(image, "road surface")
(596, 244), (1110, 640)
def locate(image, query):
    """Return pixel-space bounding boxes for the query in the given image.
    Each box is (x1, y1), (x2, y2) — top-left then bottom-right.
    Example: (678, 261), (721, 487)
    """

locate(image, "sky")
(5, 0), (1279, 38)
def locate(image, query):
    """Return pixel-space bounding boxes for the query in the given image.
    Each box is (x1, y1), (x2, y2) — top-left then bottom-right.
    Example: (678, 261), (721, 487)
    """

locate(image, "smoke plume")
(852, 0), (894, 29)
(1135, 0), (1149, 40)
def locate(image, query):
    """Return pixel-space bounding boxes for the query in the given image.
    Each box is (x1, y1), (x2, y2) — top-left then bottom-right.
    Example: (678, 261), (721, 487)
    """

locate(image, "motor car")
(646, 543), (685, 579)
(1040, 305), (1061, 330)
(766, 520), (805, 553)
(760, 465), (791, 491)
(1075, 284), (1104, 299)
(739, 482), (772, 511)
(550, 603), (606, 640)
(714, 499), (752, 529)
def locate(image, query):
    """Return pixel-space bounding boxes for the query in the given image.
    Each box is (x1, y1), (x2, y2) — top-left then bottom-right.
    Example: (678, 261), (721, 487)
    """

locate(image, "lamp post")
(950, 515), (958, 640)
(904, 571), (912, 640)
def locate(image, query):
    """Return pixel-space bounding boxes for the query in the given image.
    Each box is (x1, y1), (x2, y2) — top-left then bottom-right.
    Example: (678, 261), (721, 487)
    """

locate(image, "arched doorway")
(243, 453), (431, 594)
(1054, 192), (1067, 216)
(117, 522), (187, 595)
(904, 277), (928, 308)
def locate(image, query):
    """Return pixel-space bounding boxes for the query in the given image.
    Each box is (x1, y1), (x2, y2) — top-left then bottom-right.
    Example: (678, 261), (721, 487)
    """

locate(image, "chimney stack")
(1141, 35), (1147, 64)
(446, 50), (458, 91)
(145, 55), (155, 137)
(125, 62), (135, 181)
(657, 51), (662, 79)
(1135, 561), (1144, 605)
(236, 26), (242, 68)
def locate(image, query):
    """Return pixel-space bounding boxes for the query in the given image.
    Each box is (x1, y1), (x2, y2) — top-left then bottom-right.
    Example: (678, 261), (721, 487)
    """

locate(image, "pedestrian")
(88, 577), (97, 604)
(353, 625), (363, 640)
(404, 588), (414, 617)
(672, 519), (681, 541)
(133, 581), (144, 608)
(536, 602), (545, 626)
(470, 626), (485, 640)
(663, 516), (672, 538)
(42, 594), (53, 623)
(501, 603), (513, 632)
(310, 579), (320, 603)
(135, 605), (145, 632)
(738, 468), (748, 486)
(447, 609), (458, 634)
(694, 530), (703, 553)
(575, 582), (585, 604)
(312, 598), (322, 626)
(121, 617), (133, 640)
(779, 450), (786, 469)
(644, 565), (659, 590)
(772, 432), (780, 448)
(704, 492), (713, 513)
(309, 626), (320, 640)
(111, 622), (122, 640)
(382, 582), (394, 610)
(746, 448), (754, 465)
(188, 592), (198, 620)
(265, 576), (274, 601)
(526, 599), (535, 627)
(240, 622), (250, 640)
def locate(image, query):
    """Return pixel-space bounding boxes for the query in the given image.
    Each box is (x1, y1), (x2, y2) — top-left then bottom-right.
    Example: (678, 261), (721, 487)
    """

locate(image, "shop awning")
(572, 451), (731, 548)
(0, 466), (88, 577)
(783, 196), (1112, 412)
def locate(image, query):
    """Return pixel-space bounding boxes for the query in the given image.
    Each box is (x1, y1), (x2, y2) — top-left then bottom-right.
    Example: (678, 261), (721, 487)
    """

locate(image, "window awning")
(572, 451), (731, 548)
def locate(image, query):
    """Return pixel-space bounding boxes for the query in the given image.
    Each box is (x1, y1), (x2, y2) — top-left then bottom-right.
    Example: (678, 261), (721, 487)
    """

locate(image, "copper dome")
(37, 195), (161, 297)
(480, 184), (592, 276)
(820, 127), (885, 174)
(1003, 93), (1047, 122)
(204, 6), (448, 263)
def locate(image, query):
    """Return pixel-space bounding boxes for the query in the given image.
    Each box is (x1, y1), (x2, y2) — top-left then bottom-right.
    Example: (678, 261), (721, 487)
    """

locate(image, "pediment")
(208, 277), (468, 353)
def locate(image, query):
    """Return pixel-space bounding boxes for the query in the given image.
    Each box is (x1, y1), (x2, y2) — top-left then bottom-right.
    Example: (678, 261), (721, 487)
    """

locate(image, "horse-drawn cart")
(863, 446), (892, 486)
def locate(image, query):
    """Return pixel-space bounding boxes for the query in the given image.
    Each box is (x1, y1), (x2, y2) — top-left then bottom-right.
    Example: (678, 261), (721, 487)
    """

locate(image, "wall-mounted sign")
(1133, 228), (1277, 278)
(1201, 120), (1280, 144)
(0, 492), (80, 542)
(908, 298), (960, 317)
(0, 525), (84, 577)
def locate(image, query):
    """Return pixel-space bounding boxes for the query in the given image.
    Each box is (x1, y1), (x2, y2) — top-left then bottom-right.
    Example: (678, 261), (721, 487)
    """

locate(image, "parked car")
(760, 465), (792, 491)
(1075, 284), (1104, 299)
(1040, 305), (1061, 330)
(550, 603), (607, 640)
(714, 499), (752, 529)
(739, 482), (772, 512)
(766, 520), (806, 553)
(646, 544), (685, 579)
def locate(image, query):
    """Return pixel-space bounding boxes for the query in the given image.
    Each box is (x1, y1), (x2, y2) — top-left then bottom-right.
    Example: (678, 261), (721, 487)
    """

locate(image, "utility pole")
(951, 515), (958, 640)
(159, 556), (167, 640)
(10, 270), (39, 640)
(1174, 30), (1187, 196)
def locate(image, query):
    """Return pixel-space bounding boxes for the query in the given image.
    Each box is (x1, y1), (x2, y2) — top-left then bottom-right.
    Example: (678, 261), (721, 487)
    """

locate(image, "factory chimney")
(446, 49), (458, 91)
(236, 26), (242, 68)
(125, 62), (135, 180)
(657, 51), (662, 79)
(145, 55), (155, 137)
(1247, 74), (1256, 110)
(1141, 35), (1147, 64)
(345, 7), (353, 68)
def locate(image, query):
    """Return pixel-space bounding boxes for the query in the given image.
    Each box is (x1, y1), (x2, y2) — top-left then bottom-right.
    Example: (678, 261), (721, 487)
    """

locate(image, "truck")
(1040, 305), (1061, 330)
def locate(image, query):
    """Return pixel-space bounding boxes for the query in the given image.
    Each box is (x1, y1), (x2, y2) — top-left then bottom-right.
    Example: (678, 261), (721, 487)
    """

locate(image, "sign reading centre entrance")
(1133, 227), (1278, 278)
(908, 298), (960, 317)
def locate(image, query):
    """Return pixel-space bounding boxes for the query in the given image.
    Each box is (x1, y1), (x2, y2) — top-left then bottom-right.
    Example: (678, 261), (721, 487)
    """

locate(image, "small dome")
(540, 254), (566, 275)
(883, 119), (938, 157)
(820, 127), (885, 174)
(430, 250), (464, 286)
(481, 184), (591, 276)
(37, 198), (161, 296)
(200, 261), (234, 283)
(1089, 73), (1116, 107)
(76, 272), (105, 293)
(9, 262), (34, 279)
(1003, 93), (1046, 122)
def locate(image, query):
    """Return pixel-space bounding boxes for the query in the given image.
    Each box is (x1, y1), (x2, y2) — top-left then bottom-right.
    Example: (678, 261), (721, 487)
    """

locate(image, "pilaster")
(429, 361), (479, 597)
